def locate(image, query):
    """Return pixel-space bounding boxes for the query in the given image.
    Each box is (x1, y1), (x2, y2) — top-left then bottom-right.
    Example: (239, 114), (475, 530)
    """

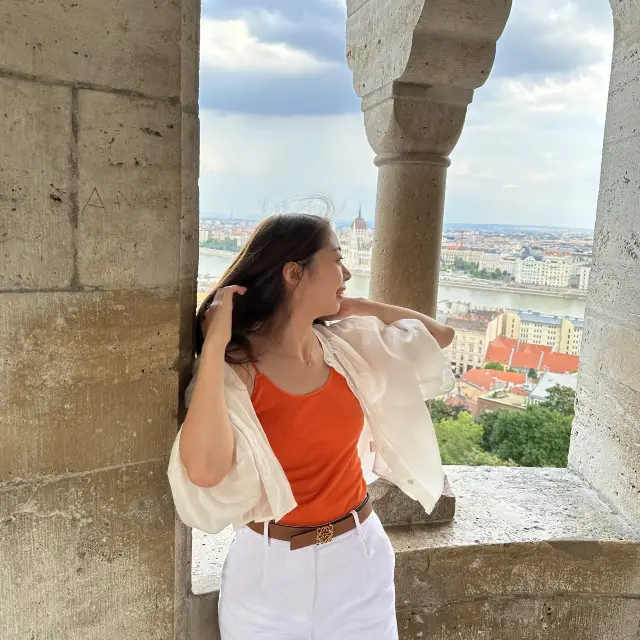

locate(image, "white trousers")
(218, 511), (398, 640)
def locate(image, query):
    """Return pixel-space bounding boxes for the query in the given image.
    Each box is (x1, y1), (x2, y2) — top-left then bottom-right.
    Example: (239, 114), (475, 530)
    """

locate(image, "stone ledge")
(186, 467), (640, 640)
(396, 466), (640, 549)
(392, 466), (640, 639)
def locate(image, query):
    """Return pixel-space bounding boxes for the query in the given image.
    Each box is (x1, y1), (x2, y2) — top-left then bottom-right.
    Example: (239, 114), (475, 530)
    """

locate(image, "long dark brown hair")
(195, 213), (332, 363)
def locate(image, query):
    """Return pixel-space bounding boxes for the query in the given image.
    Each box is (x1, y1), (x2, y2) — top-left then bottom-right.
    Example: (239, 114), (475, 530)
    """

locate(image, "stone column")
(569, 1), (640, 527)
(345, 0), (511, 525)
(346, 0), (511, 315)
(0, 2), (199, 639)
(365, 85), (471, 313)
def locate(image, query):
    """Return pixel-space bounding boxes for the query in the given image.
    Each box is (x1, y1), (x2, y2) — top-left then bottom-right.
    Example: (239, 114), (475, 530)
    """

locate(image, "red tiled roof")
(460, 368), (526, 391)
(485, 337), (579, 373)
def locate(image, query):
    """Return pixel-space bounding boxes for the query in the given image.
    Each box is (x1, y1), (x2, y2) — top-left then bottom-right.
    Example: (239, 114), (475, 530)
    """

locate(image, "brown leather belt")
(246, 494), (372, 551)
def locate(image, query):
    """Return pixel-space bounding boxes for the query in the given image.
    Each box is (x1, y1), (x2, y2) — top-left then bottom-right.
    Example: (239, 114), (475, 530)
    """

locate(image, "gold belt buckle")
(315, 523), (334, 545)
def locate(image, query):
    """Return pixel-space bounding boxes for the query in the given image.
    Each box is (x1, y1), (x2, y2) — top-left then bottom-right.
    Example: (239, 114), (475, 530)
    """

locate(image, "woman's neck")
(255, 310), (317, 361)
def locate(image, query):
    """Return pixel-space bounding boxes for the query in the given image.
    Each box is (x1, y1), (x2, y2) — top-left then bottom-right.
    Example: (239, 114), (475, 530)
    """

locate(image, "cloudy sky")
(199, 0), (613, 229)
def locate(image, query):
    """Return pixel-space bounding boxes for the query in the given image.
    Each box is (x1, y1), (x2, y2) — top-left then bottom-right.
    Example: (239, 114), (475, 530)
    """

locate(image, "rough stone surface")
(395, 541), (640, 608)
(391, 466), (640, 639)
(346, 0), (512, 95)
(569, 11), (640, 531)
(187, 592), (221, 640)
(77, 90), (182, 288)
(585, 260), (640, 321)
(0, 78), (74, 289)
(181, 0), (200, 112)
(0, 0), (181, 97)
(592, 135), (640, 273)
(1, 1), (198, 639)
(578, 316), (640, 394)
(191, 526), (235, 596)
(398, 466), (640, 549)
(602, 18), (640, 149)
(570, 370), (640, 527)
(370, 476), (455, 527)
(179, 111), (200, 381)
(174, 517), (192, 640)
(0, 459), (175, 640)
(1, 290), (179, 481)
(175, 5), (201, 638)
(397, 597), (640, 640)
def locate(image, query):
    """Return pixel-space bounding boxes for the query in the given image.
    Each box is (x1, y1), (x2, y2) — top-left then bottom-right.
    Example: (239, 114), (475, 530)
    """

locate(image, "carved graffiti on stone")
(115, 191), (132, 209)
(81, 188), (136, 214)
(81, 187), (106, 215)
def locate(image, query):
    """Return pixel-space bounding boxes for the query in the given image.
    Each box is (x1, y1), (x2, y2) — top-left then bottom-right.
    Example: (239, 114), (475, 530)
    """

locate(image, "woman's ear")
(282, 261), (304, 287)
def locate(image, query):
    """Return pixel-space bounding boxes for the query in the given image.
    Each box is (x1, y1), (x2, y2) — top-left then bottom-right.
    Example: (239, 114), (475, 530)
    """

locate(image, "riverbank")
(199, 247), (238, 258)
(197, 250), (587, 317)
(439, 276), (588, 299)
(197, 247), (587, 301)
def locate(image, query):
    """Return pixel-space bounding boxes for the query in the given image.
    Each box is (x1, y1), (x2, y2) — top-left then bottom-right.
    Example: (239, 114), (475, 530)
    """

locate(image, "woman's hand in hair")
(202, 286), (247, 352)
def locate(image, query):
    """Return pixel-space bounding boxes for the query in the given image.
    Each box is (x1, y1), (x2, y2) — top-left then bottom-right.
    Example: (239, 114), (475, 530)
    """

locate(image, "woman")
(168, 213), (455, 639)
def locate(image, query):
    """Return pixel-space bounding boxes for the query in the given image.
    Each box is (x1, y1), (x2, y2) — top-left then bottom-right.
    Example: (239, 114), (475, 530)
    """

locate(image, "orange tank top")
(251, 366), (367, 526)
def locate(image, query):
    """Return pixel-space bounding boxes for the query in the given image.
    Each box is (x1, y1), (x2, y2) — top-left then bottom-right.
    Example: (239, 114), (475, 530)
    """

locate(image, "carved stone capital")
(347, 0), (512, 160)
(364, 83), (472, 163)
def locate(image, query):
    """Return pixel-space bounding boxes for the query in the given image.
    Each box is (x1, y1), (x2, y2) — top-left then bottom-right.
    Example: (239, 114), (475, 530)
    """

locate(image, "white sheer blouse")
(168, 316), (455, 534)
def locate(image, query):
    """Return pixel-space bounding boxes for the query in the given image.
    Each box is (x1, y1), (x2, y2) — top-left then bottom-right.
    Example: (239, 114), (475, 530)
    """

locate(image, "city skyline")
(200, 211), (595, 234)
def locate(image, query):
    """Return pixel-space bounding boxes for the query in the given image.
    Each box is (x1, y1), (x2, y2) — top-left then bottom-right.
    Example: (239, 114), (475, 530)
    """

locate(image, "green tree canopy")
(477, 410), (501, 452)
(434, 412), (512, 466)
(200, 237), (239, 252)
(484, 362), (504, 371)
(452, 258), (505, 280)
(429, 398), (467, 423)
(478, 406), (572, 467)
(541, 385), (576, 416)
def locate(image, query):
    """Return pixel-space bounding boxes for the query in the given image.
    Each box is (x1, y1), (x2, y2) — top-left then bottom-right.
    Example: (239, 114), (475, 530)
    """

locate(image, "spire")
(351, 206), (367, 232)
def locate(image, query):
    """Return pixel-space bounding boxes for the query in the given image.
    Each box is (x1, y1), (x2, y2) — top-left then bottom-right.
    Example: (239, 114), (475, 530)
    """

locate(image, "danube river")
(199, 251), (586, 319)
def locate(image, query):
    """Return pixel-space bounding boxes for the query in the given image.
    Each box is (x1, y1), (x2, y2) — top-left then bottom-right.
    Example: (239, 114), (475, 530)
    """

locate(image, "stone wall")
(0, 1), (199, 638)
(569, 0), (640, 529)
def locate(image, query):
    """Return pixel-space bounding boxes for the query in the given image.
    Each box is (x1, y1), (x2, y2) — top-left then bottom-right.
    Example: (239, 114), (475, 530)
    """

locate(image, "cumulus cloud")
(200, 17), (334, 75)
(494, 0), (611, 79)
(202, 0), (346, 62)
(446, 54), (611, 227)
(198, 3), (353, 115)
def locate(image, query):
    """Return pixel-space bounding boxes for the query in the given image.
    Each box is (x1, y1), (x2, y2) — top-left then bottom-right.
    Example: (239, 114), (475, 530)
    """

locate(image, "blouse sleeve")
(166, 358), (262, 534)
(328, 316), (456, 401)
(167, 427), (262, 534)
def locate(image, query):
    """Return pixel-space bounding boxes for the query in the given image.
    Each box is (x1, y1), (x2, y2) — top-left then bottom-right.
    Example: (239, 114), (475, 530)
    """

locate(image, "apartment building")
(500, 310), (584, 356)
(444, 311), (503, 375)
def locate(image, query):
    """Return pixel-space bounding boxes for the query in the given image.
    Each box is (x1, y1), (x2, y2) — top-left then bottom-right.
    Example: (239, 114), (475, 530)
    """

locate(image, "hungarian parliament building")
(338, 208), (374, 273)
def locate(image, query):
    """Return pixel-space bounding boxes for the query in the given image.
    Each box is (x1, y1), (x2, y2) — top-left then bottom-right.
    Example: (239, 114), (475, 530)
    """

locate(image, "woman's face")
(292, 231), (351, 318)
